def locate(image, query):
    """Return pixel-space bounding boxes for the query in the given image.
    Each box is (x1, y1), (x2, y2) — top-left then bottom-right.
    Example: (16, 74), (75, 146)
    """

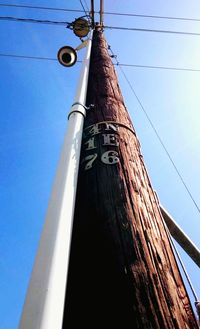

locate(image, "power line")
(0, 53), (81, 63)
(0, 53), (57, 61)
(1, 16), (200, 37)
(105, 25), (200, 37)
(0, 16), (70, 25)
(116, 63), (200, 73)
(1, 3), (200, 23)
(1, 52), (200, 73)
(103, 11), (200, 23)
(82, 0), (90, 13)
(0, 3), (84, 13)
(79, 0), (88, 17)
(108, 46), (200, 216)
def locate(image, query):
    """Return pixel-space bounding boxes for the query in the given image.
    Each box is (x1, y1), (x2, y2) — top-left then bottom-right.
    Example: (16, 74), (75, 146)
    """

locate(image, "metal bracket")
(87, 103), (95, 111)
(72, 102), (94, 111)
(68, 102), (94, 120)
(71, 102), (88, 110)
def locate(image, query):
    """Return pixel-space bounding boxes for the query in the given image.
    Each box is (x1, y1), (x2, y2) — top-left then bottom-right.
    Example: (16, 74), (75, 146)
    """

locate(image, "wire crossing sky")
(1, 0), (200, 33)
(1, 52), (200, 72)
(109, 46), (200, 216)
(1, 15), (200, 36)
(0, 1), (200, 328)
(1, 3), (200, 22)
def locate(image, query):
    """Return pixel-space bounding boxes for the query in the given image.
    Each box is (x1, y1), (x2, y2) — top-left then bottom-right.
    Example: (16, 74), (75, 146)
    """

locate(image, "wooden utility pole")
(63, 28), (198, 328)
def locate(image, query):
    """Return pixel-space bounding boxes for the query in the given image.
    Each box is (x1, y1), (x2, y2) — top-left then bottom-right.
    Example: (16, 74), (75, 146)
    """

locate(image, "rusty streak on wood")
(62, 30), (198, 328)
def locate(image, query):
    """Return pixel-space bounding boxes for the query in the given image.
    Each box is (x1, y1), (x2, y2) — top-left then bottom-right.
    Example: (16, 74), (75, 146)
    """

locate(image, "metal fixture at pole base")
(160, 205), (200, 268)
(19, 30), (93, 329)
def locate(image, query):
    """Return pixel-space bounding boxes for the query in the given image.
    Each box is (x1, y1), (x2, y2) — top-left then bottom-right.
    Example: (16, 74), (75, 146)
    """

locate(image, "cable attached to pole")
(164, 221), (200, 323)
(108, 45), (200, 218)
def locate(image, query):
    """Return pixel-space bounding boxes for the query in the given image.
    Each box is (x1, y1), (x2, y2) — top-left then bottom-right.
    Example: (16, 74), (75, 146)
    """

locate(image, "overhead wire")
(1, 16), (200, 36)
(116, 63), (200, 73)
(1, 52), (200, 72)
(0, 16), (70, 25)
(79, 0), (88, 17)
(104, 25), (200, 37)
(103, 11), (200, 22)
(0, 3), (84, 13)
(0, 3), (200, 22)
(82, 0), (90, 13)
(108, 45), (200, 216)
(0, 52), (81, 63)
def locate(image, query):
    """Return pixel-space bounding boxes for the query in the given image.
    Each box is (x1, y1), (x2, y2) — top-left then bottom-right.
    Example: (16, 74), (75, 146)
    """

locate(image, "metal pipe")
(19, 31), (93, 329)
(160, 205), (200, 268)
(90, 0), (94, 27)
(100, 0), (104, 27)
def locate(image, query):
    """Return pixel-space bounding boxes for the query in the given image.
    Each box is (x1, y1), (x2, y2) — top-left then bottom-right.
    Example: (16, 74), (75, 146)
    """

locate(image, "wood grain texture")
(62, 30), (198, 328)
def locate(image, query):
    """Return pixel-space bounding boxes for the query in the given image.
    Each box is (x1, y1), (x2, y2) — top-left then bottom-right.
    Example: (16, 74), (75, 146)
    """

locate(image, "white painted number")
(101, 151), (119, 165)
(82, 151), (119, 170)
(84, 137), (96, 150)
(82, 153), (98, 170)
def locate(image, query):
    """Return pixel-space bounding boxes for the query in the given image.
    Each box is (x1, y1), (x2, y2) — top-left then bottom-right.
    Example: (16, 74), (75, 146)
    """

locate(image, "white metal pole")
(160, 205), (200, 268)
(19, 31), (93, 329)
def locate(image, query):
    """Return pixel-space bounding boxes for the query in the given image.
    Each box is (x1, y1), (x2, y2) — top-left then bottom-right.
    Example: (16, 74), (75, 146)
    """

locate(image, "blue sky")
(0, 0), (200, 328)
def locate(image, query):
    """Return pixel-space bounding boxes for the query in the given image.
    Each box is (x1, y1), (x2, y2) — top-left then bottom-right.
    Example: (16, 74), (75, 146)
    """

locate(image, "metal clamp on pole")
(68, 102), (95, 119)
(68, 102), (87, 119)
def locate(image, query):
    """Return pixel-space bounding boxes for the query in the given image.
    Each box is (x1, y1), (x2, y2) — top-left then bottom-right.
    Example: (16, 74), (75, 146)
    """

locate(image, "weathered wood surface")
(63, 30), (198, 328)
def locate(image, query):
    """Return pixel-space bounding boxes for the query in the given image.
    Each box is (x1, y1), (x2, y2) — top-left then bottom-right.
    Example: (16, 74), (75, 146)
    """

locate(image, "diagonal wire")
(103, 11), (200, 22)
(108, 45), (200, 216)
(79, 0), (88, 16)
(83, 0), (90, 12)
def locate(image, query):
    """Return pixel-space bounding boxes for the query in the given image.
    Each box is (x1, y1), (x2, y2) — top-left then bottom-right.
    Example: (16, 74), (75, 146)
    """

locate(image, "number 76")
(81, 150), (119, 170)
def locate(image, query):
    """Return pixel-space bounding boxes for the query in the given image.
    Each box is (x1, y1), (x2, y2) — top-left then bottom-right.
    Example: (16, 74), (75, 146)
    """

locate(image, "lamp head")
(57, 46), (77, 67)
